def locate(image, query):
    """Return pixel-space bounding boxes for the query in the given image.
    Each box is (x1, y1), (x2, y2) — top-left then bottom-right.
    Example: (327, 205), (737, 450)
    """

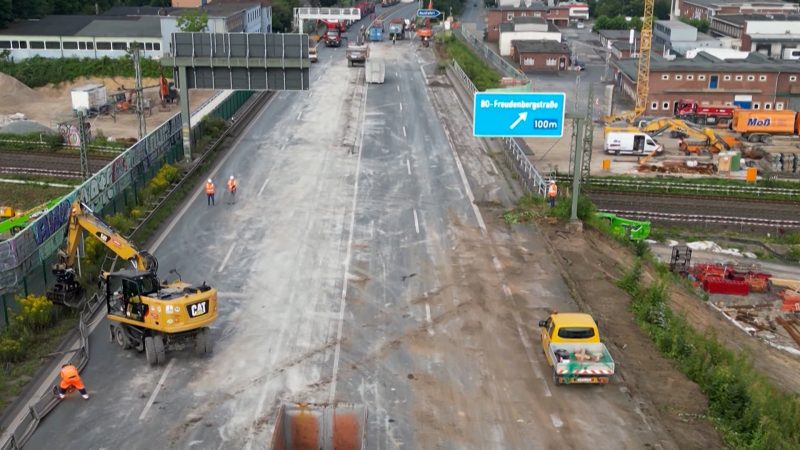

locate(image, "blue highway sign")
(416, 9), (442, 17)
(473, 92), (566, 138)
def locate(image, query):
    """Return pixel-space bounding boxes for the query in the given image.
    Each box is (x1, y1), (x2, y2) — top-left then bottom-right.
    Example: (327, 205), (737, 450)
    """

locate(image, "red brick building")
(485, 3), (575, 42)
(512, 40), (571, 72)
(612, 52), (800, 114)
(677, 0), (799, 21)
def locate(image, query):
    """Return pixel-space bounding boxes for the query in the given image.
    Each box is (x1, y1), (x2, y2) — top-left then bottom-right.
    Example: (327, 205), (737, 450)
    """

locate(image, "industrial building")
(511, 40), (571, 72)
(498, 17), (561, 56)
(709, 14), (800, 58)
(0, 2), (272, 61)
(677, 0), (799, 20)
(612, 51), (800, 114)
(653, 19), (724, 56)
(485, 2), (587, 42)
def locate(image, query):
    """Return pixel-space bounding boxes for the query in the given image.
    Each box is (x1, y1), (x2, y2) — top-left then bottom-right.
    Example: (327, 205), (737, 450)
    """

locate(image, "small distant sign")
(416, 9), (441, 18)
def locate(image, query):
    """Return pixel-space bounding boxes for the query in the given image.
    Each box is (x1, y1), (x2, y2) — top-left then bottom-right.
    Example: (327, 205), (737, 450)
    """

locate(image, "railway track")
(0, 150), (115, 177)
(587, 190), (800, 223)
(599, 209), (800, 229)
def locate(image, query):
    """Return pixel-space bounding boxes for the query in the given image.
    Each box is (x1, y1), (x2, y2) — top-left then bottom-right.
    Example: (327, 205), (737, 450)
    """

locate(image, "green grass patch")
(0, 174), (79, 186)
(618, 259), (800, 449)
(438, 35), (501, 91)
(0, 182), (72, 211)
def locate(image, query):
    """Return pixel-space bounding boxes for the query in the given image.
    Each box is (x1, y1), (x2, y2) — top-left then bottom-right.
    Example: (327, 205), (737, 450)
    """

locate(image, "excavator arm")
(62, 201), (156, 273)
(641, 118), (735, 153)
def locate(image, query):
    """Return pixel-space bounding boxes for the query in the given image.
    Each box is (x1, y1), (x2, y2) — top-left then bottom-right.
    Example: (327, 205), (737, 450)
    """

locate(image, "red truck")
(323, 21), (342, 47)
(674, 99), (736, 127)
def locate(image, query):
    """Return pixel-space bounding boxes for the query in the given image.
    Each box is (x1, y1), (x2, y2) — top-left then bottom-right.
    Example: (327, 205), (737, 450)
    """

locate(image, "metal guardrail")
(557, 175), (800, 199)
(453, 28), (530, 88)
(1, 293), (102, 450)
(449, 60), (547, 197)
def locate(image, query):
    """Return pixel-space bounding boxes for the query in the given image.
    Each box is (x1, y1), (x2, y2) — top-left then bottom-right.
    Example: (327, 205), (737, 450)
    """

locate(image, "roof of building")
(655, 19), (697, 29)
(0, 15), (96, 36)
(105, 2), (262, 18)
(682, 0), (796, 7)
(104, 6), (178, 16)
(500, 23), (514, 32)
(76, 16), (162, 38)
(513, 16), (547, 24)
(489, 2), (549, 12)
(512, 39), (570, 53)
(614, 51), (800, 78)
(712, 13), (800, 25)
(597, 29), (640, 41)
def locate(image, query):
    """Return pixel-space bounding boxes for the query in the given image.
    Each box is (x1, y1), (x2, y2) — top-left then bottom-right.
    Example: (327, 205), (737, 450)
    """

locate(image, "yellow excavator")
(47, 200), (217, 365)
(639, 118), (738, 155)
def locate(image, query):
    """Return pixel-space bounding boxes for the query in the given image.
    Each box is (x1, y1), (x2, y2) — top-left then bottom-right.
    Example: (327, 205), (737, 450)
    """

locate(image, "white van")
(782, 48), (800, 60)
(605, 132), (663, 156)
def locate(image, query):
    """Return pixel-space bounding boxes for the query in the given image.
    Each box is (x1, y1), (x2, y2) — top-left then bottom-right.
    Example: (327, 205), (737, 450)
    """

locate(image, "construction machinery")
(603, 0), (654, 125)
(0, 197), (63, 240)
(47, 200), (217, 365)
(347, 30), (369, 67)
(674, 99), (735, 127)
(595, 213), (651, 241)
(730, 109), (800, 143)
(640, 118), (739, 155)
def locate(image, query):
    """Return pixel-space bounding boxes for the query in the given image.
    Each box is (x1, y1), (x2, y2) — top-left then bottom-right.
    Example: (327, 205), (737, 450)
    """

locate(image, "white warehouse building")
(499, 17), (562, 56)
(0, 3), (272, 61)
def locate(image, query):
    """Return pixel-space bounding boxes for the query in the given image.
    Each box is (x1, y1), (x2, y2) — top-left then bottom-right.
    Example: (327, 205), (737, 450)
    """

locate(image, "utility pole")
(77, 110), (90, 180)
(133, 45), (147, 140)
(581, 84), (595, 181)
(570, 117), (585, 223)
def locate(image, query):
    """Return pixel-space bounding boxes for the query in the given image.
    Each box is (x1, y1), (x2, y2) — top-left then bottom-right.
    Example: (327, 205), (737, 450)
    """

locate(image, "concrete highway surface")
(26, 4), (683, 449)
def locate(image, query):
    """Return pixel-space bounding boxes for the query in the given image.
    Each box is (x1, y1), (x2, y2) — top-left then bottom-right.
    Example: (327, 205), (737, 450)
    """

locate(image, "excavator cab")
(105, 270), (160, 322)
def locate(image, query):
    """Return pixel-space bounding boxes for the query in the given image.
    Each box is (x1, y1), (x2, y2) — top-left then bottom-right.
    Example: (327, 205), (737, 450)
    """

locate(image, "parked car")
(309, 45), (318, 63)
(576, 21), (586, 29)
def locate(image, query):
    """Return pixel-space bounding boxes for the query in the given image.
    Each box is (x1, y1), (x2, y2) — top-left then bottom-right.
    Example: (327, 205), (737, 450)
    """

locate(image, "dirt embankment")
(542, 225), (725, 449)
(563, 229), (800, 394)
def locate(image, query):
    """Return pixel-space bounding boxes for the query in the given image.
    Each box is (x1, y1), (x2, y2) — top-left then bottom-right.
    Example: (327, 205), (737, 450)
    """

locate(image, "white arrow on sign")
(509, 112), (528, 130)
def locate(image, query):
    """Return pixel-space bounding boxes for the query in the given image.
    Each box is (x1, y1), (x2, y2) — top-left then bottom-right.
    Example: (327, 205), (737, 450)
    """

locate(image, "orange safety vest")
(60, 365), (79, 381)
(227, 179), (237, 193)
(548, 184), (558, 198)
(206, 182), (215, 195)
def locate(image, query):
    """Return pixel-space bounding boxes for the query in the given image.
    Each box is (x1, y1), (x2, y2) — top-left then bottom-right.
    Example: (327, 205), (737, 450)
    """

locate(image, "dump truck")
(388, 18), (406, 40)
(538, 312), (615, 385)
(368, 22), (383, 41)
(674, 99), (735, 127)
(730, 109), (799, 143)
(270, 403), (367, 450)
(323, 22), (342, 47)
(365, 60), (385, 84)
(346, 41), (369, 67)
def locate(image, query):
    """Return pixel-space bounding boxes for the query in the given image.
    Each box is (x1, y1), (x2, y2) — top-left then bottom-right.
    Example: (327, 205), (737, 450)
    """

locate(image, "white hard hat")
(230, 175), (235, 180)
(207, 178), (212, 183)
(550, 180), (556, 184)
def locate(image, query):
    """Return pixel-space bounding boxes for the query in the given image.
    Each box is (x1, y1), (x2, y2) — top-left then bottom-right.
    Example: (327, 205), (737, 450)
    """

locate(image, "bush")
(0, 335), (24, 363)
(0, 56), (161, 88)
(440, 35), (501, 91)
(13, 294), (54, 332)
(549, 194), (596, 221)
(0, 132), (64, 150)
(104, 212), (134, 235)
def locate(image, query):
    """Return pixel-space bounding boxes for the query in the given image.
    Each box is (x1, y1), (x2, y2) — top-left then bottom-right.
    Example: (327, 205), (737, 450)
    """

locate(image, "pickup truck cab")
(538, 312), (615, 385)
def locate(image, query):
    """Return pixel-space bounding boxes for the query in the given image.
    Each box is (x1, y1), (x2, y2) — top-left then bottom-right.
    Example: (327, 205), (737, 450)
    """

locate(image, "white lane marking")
(550, 414), (564, 428)
(492, 256), (503, 271)
(297, 111), (303, 121)
(329, 81), (369, 404)
(396, 85), (400, 92)
(413, 209), (420, 234)
(258, 178), (271, 197)
(440, 117), (487, 232)
(149, 93), (276, 253)
(395, 71), (399, 76)
(514, 312), (552, 397)
(218, 245), (236, 272)
(402, 126), (407, 137)
(399, 103), (403, 111)
(502, 284), (512, 297)
(425, 302), (434, 335)
(309, 91), (313, 98)
(139, 358), (175, 420)
(406, 159), (411, 175)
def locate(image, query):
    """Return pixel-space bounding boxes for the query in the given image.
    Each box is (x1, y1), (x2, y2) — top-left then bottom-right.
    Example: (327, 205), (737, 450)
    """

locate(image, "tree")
(0, 0), (11, 28)
(177, 10), (208, 32)
(680, 17), (709, 33)
(593, 15), (642, 32)
(654, 0), (671, 19)
(319, 0), (337, 6)
(271, 0), (299, 32)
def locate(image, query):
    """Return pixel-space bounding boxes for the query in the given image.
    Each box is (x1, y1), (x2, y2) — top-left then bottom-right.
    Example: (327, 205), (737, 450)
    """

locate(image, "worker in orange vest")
(227, 175), (237, 204)
(205, 179), (215, 206)
(547, 180), (558, 208)
(57, 364), (89, 400)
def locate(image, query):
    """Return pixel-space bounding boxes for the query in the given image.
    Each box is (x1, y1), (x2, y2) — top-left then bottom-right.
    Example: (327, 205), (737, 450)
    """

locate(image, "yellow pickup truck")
(538, 312), (615, 385)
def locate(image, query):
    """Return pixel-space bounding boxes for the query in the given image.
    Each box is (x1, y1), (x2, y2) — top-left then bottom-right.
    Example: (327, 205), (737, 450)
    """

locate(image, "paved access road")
(28, 4), (686, 449)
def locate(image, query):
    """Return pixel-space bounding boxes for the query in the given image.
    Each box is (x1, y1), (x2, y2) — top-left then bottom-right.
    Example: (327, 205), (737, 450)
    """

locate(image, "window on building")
(675, 74), (683, 80)
(753, 102), (760, 109)
(97, 42), (111, 50)
(112, 42), (126, 50)
(735, 75), (743, 81)
(764, 102), (772, 110)
(18, 41), (26, 49)
(62, 41), (78, 50)
(759, 75), (767, 81)
(723, 75), (731, 81)
(791, 76), (798, 82)
(153, 43), (160, 51)
(698, 74), (706, 80)
(661, 74), (669, 80)
(651, 101), (658, 110)
(45, 41), (59, 49)
(725, 101), (733, 106)
(777, 102), (785, 110)
(0, 41), (10, 49)
(686, 74), (694, 80)
(145, 43), (152, 50)
(507, 13), (513, 20)
(662, 101), (670, 110)
(747, 75), (755, 81)
(30, 41), (44, 49)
